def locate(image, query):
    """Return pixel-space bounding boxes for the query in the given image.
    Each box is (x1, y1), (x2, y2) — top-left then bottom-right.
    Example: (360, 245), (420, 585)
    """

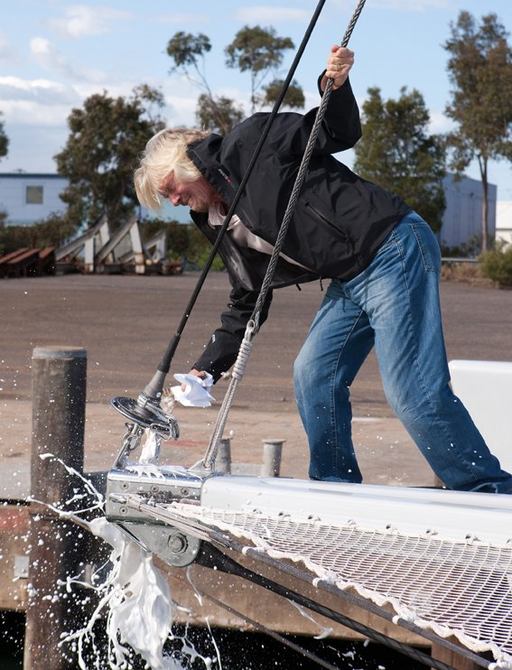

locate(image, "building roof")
(0, 173), (66, 180)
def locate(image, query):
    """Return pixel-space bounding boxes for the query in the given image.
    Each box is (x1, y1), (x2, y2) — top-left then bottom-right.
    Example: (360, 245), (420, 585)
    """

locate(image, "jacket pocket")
(305, 201), (354, 253)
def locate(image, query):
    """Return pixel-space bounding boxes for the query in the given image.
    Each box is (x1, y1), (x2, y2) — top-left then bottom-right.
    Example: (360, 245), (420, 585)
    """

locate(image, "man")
(135, 46), (512, 493)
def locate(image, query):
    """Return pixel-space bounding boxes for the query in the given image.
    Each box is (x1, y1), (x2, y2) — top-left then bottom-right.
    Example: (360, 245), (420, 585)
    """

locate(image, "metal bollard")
(261, 439), (284, 478)
(216, 437), (232, 475)
(24, 346), (87, 670)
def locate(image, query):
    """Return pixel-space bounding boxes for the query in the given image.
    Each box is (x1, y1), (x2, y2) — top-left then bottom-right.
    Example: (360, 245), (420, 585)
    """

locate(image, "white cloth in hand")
(170, 372), (215, 407)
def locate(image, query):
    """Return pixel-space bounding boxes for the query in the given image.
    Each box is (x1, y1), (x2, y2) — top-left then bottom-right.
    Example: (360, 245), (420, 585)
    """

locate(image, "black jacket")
(189, 79), (410, 380)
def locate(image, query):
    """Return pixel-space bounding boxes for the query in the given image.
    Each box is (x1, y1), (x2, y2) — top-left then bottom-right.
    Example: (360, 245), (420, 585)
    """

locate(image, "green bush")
(186, 225), (224, 270)
(441, 234), (482, 258)
(479, 244), (512, 287)
(140, 218), (191, 260)
(140, 218), (225, 270)
(0, 213), (77, 256)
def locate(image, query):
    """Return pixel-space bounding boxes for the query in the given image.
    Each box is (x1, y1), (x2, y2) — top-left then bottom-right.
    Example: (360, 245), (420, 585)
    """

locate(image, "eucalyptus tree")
(0, 112), (8, 225)
(166, 31), (243, 134)
(225, 25), (297, 113)
(444, 11), (512, 251)
(55, 85), (164, 229)
(166, 27), (304, 133)
(0, 112), (7, 161)
(354, 87), (446, 232)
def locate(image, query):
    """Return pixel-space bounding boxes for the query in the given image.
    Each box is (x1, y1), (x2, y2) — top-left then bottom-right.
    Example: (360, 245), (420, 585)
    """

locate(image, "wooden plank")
(161, 552), (428, 645)
(0, 505), (29, 611)
(0, 248), (29, 266)
(0, 248), (30, 277)
(431, 641), (481, 669)
(38, 247), (56, 275)
(38, 246), (55, 260)
(6, 249), (40, 278)
(0, 498), (424, 644)
(0, 500), (494, 669)
(7, 249), (40, 264)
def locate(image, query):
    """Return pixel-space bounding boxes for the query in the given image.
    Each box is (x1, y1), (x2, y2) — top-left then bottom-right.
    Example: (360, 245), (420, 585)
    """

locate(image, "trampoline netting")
(162, 502), (512, 668)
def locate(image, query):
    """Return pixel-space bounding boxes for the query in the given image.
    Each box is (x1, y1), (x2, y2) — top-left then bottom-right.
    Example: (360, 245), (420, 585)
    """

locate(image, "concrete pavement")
(2, 272), (511, 498)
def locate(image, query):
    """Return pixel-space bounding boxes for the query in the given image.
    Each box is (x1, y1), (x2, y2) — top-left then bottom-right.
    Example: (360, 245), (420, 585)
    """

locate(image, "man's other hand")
(321, 45), (354, 91)
(184, 368), (207, 390)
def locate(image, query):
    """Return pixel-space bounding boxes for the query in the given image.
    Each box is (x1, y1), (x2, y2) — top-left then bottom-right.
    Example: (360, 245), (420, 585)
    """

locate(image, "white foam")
(139, 429), (161, 464)
(88, 517), (182, 669)
(34, 453), (218, 669)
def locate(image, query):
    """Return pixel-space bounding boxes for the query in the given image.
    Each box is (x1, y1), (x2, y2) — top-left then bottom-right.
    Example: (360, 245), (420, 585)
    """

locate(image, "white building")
(0, 171), (502, 253)
(440, 174), (496, 251)
(0, 171), (191, 227)
(496, 201), (512, 247)
(0, 172), (68, 226)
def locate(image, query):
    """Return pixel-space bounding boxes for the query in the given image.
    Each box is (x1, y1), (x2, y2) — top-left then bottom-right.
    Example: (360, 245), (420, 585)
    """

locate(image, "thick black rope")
(123, 496), (490, 669)
(155, 0), (328, 378)
(168, 573), (342, 670)
(197, 543), (459, 670)
(202, 0), (367, 469)
(251, 0), (367, 326)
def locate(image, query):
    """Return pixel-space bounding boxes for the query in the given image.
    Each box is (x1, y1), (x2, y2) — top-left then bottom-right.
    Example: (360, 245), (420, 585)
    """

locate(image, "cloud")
(73, 80), (137, 100)
(235, 6), (311, 23)
(299, 88), (322, 113)
(0, 34), (14, 61)
(163, 76), (255, 127)
(0, 74), (127, 127)
(0, 76), (79, 125)
(0, 72), (178, 129)
(429, 110), (455, 134)
(163, 76), (200, 126)
(0, 99), (74, 126)
(0, 76), (79, 106)
(0, 75), (158, 128)
(30, 37), (106, 83)
(31, 37), (75, 77)
(48, 4), (132, 38)
(166, 94), (197, 120)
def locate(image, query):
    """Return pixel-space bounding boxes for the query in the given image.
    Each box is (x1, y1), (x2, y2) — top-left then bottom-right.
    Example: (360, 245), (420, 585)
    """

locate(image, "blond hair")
(134, 128), (209, 210)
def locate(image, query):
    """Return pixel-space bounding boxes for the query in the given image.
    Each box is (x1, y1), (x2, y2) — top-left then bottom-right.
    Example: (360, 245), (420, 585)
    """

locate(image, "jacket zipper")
(305, 201), (354, 252)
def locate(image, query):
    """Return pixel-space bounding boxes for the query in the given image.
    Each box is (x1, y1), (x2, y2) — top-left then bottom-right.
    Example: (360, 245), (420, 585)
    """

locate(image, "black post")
(24, 346), (87, 670)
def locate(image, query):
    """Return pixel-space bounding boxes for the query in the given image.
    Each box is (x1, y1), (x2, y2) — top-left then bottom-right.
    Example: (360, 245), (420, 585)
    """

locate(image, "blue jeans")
(293, 212), (512, 493)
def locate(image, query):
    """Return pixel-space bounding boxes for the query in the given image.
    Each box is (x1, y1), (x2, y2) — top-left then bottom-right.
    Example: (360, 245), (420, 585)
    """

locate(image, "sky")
(1, 0), (511, 202)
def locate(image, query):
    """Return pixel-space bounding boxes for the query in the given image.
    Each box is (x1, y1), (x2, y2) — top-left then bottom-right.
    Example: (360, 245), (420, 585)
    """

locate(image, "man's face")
(158, 172), (217, 213)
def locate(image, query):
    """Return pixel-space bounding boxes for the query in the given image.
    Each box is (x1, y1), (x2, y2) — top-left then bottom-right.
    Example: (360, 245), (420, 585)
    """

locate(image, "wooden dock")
(0, 345), (431, 666)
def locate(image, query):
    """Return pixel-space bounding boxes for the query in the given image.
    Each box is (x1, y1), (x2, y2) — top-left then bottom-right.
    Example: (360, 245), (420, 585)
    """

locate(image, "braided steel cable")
(202, 0), (367, 471)
(149, 0), (328, 388)
(250, 0), (366, 327)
